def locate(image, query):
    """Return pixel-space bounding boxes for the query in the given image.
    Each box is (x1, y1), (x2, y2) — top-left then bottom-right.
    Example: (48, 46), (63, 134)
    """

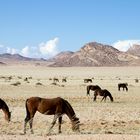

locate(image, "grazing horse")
(62, 78), (67, 82)
(84, 79), (92, 83)
(93, 89), (114, 102)
(86, 85), (101, 96)
(24, 97), (80, 134)
(53, 78), (59, 83)
(118, 83), (128, 91)
(0, 98), (11, 122)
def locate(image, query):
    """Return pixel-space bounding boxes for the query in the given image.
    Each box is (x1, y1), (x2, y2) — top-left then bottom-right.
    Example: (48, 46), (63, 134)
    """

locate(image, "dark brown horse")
(0, 98), (11, 122)
(93, 89), (114, 102)
(87, 85), (101, 96)
(53, 78), (59, 82)
(24, 97), (80, 134)
(62, 78), (67, 82)
(118, 83), (128, 91)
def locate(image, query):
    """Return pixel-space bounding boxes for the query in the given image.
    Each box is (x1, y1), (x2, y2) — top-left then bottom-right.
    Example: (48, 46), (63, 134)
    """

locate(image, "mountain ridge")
(0, 42), (140, 66)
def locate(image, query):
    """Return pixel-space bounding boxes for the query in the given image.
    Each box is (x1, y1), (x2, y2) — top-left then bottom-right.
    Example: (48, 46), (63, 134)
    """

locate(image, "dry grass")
(0, 65), (140, 140)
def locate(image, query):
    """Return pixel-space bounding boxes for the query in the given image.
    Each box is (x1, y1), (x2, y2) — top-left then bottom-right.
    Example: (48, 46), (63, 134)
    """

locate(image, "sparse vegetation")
(11, 81), (21, 86)
(0, 66), (140, 140)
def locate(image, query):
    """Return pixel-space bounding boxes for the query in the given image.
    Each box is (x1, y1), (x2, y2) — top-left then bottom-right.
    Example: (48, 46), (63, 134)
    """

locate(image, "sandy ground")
(0, 65), (140, 139)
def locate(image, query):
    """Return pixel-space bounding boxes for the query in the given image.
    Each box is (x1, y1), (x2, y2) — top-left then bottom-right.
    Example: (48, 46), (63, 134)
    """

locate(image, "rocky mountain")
(127, 44), (140, 57)
(49, 42), (140, 66)
(0, 42), (140, 66)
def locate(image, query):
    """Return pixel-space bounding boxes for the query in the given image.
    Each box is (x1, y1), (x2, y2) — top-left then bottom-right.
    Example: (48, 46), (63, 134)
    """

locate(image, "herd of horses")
(86, 83), (128, 102)
(0, 81), (128, 135)
(86, 85), (114, 102)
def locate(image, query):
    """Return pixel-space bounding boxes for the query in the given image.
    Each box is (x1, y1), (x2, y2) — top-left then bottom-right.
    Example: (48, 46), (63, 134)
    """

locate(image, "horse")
(62, 78), (67, 82)
(84, 79), (92, 83)
(118, 83), (128, 91)
(93, 89), (114, 102)
(86, 85), (101, 96)
(24, 97), (80, 134)
(53, 78), (59, 83)
(0, 98), (11, 122)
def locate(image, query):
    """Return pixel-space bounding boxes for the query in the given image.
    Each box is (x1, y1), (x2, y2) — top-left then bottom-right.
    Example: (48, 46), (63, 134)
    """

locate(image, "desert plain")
(0, 65), (140, 140)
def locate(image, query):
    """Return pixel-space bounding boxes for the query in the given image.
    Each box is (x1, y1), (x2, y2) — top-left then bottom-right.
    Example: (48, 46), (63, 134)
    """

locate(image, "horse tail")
(118, 84), (120, 91)
(107, 90), (114, 102)
(87, 86), (90, 96)
(25, 99), (30, 121)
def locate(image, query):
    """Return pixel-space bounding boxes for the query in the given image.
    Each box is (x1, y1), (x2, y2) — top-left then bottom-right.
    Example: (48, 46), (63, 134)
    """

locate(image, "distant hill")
(0, 53), (35, 61)
(127, 44), (140, 57)
(0, 42), (140, 66)
(0, 53), (49, 65)
(49, 42), (140, 66)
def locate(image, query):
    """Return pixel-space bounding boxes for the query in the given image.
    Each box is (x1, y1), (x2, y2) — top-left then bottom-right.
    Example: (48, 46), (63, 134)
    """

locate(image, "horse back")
(26, 97), (64, 115)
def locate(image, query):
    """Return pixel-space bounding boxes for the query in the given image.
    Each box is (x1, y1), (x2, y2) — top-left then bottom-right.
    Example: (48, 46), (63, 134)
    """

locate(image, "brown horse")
(93, 89), (114, 102)
(24, 97), (80, 134)
(118, 83), (128, 91)
(53, 78), (59, 82)
(86, 85), (101, 96)
(0, 98), (11, 122)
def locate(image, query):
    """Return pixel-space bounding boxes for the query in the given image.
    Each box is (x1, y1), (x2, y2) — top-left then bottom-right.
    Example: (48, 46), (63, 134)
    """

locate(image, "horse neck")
(63, 99), (76, 121)
(106, 91), (113, 101)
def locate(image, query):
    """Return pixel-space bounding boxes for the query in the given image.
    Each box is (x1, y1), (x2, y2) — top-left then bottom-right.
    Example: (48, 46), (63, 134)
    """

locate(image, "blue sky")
(0, 0), (140, 58)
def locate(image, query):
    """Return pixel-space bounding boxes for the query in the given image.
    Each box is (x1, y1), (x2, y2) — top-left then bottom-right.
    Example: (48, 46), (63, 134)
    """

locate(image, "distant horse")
(118, 83), (128, 91)
(24, 97), (80, 134)
(93, 89), (114, 102)
(87, 85), (101, 96)
(84, 79), (92, 83)
(0, 98), (11, 122)
(62, 78), (67, 82)
(53, 78), (59, 82)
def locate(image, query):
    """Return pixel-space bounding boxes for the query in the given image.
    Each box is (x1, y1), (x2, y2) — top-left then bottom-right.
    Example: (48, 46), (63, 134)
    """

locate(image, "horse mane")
(62, 99), (75, 118)
(62, 98), (80, 127)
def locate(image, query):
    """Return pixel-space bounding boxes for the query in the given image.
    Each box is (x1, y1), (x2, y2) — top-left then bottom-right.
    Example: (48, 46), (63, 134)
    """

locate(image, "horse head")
(71, 116), (80, 132)
(5, 111), (11, 122)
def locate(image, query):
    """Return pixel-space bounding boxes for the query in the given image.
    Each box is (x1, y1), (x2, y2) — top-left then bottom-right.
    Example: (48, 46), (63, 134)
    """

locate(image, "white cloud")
(6, 47), (17, 54)
(112, 40), (140, 52)
(39, 37), (59, 56)
(21, 46), (29, 57)
(0, 37), (59, 58)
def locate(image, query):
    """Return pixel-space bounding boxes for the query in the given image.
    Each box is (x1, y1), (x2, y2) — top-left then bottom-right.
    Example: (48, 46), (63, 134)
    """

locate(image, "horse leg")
(24, 111), (35, 134)
(29, 118), (34, 134)
(48, 114), (59, 134)
(93, 95), (97, 101)
(58, 116), (62, 133)
(87, 88), (90, 96)
(104, 96), (107, 102)
(24, 116), (30, 134)
(118, 86), (120, 91)
(101, 96), (105, 102)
